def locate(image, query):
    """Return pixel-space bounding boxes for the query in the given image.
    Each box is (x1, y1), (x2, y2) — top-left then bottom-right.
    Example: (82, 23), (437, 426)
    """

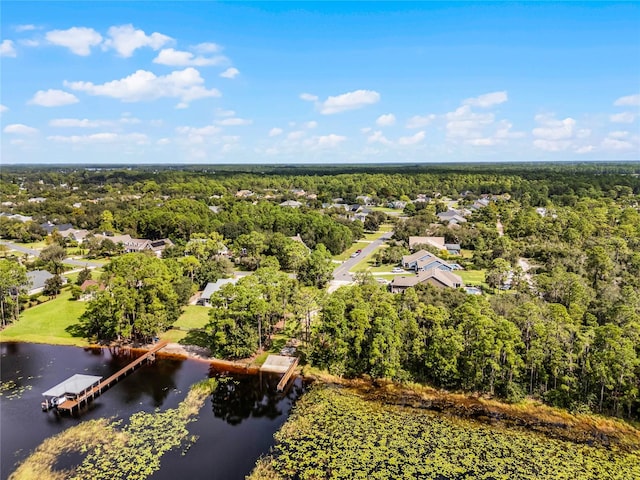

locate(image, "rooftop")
(42, 374), (102, 398)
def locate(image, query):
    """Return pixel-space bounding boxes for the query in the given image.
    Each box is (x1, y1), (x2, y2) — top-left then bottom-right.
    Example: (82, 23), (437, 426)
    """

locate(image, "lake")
(0, 342), (305, 480)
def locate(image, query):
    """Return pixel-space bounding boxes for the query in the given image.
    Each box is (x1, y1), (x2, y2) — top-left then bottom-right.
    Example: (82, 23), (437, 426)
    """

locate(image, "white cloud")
(305, 121), (318, 129)
(287, 130), (305, 140)
(368, 130), (393, 146)
(614, 94), (640, 107)
(15, 24), (37, 32)
(46, 27), (102, 56)
(300, 93), (318, 102)
(609, 131), (630, 139)
(1, 39), (17, 57)
(376, 113), (396, 127)
(216, 117), (252, 126)
(306, 134), (347, 148)
(28, 89), (79, 107)
(0, 104), (8, 113)
(49, 118), (111, 128)
(153, 48), (226, 67)
(320, 89), (380, 114)
(533, 139), (572, 152)
(467, 138), (497, 146)
(47, 132), (148, 144)
(406, 114), (435, 129)
(576, 145), (595, 154)
(446, 105), (494, 139)
(269, 127), (283, 137)
(601, 137), (635, 151)
(360, 127), (372, 134)
(103, 24), (172, 57)
(176, 125), (221, 136)
(398, 131), (426, 145)
(157, 138), (171, 145)
(4, 123), (39, 135)
(532, 114), (575, 140)
(64, 68), (220, 106)
(19, 39), (40, 47)
(192, 42), (221, 53)
(463, 91), (508, 108)
(175, 102), (189, 109)
(610, 112), (636, 123)
(215, 108), (235, 117)
(220, 67), (239, 79)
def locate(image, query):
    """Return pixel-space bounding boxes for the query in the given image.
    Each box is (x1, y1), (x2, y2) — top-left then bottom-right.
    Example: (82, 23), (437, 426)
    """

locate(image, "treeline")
(309, 281), (639, 419)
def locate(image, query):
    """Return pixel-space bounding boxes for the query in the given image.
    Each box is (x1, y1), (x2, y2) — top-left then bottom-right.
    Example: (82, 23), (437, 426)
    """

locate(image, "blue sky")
(1, 1), (639, 164)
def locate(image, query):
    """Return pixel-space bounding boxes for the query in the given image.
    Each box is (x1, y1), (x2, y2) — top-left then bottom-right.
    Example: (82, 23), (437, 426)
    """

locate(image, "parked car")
(392, 267), (404, 273)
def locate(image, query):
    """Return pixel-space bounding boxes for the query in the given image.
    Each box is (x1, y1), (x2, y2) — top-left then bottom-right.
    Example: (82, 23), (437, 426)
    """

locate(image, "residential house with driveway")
(389, 268), (463, 293)
(401, 250), (453, 272)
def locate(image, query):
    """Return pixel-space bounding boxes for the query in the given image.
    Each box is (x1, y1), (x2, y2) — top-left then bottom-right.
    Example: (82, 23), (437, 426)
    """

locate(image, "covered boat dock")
(41, 374), (102, 411)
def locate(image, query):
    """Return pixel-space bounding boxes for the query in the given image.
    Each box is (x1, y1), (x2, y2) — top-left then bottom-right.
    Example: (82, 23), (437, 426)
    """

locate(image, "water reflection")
(209, 369), (306, 425)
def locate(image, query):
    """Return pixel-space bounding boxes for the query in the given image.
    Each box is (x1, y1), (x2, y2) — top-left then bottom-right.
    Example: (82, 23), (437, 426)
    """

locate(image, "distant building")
(437, 210), (467, 225)
(0, 213), (32, 223)
(28, 197), (46, 204)
(279, 200), (303, 208)
(198, 278), (240, 306)
(96, 234), (173, 257)
(408, 236), (446, 251)
(401, 250), (453, 272)
(389, 268), (463, 293)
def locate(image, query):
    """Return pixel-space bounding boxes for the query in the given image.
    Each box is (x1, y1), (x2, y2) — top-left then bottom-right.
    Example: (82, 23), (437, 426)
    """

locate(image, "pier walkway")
(55, 340), (168, 413)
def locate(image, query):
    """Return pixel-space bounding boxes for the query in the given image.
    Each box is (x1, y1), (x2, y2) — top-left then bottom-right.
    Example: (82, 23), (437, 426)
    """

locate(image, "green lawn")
(459, 269), (486, 285)
(362, 224), (393, 241)
(159, 305), (211, 344)
(333, 241), (370, 261)
(0, 290), (88, 346)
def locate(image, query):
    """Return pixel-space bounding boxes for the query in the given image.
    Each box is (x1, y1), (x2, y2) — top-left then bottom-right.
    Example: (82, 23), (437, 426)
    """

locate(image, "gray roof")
(27, 270), (54, 291)
(200, 277), (239, 300)
(42, 374), (102, 398)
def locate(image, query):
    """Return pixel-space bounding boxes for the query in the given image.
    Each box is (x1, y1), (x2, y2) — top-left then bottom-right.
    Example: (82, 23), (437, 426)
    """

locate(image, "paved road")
(332, 231), (393, 282)
(0, 240), (104, 268)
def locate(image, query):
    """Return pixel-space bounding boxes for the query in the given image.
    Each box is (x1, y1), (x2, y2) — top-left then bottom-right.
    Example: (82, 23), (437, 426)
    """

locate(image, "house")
(445, 243), (461, 255)
(96, 234), (173, 257)
(408, 236), (446, 251)
(471, 198), (491, 210)
(28, 197), (46, 203)
(279, 200), (303, 208)
(26, 270), (67, 295)
(0, 213), (32, 223)
(208, 205), (221, 214)
(291, 188), (306, 196)
(235, 190), (254, 198)
(198, 278), (240, 306)
(402, 250), (453, 272)
(40, 222), (73, 235)
(356, 195), (373, 205)
(437, 210), (467, 225)
(60, 228), (91, 243)
(388, 200), (407, 210)
(389, 268), (463, 293)
(79, 279), (105, 301)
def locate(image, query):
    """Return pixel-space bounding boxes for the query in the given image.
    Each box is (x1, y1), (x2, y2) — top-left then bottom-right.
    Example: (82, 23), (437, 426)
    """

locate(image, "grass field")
(333, 241), (370, 261)
(249, 386), (640, 480)
(159, 305), (211, 344)
(0, 290), (88, 346)
(458, 269), (486, 285)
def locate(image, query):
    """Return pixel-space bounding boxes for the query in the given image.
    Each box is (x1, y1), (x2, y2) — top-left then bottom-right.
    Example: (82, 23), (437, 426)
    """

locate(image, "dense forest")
(1, 163), (639, 419)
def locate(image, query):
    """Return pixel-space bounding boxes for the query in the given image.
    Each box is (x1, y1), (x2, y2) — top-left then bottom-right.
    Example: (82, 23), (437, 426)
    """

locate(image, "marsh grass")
(9, 378), (218, 480)
(253, 385), (640, 480)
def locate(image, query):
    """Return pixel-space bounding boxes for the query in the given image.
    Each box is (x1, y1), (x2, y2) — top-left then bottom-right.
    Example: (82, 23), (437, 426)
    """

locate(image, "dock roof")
(42, 374), (102, 398)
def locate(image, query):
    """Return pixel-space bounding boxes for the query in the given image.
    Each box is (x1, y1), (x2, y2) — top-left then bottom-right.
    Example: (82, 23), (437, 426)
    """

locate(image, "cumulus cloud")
(305, 134), (347, 148)
(376, 113), (396, 127)
(1, 39), (17, 57)
(157, 138), (171, 145)
(153, 48), (226, 67)
(576, 145), (595, 154)
(614, 94), (640, 107)
(532, 114), (576, 140)
(49, 118), (111, 128)
(47, 132), (148, 144)
(19, 39), (40, 47)
(4, 123), (39, 135)
(398, 131), (426, 146)
(446, 105), (494, 139)
(287, 130), (305, 140)
(299, 93), (318, 102)
(610, 112), (636, 123)
(220, 67), (239, 79)
(269, 127), (283, 137)
(305, 121), (318, 129)
(406, 114), (435, 129)
(216, 117), (252, 126)
(368, 130), (393, 146)
(463, 91), (508, 108)
(15, 24), (37, 32)
(28, 89), (79, 107)
(103, 24), (172, 57)
(46, 27), (103, 55)
(320, 89), (380, 115)
(192, 42), (221, 53)
(0, 104), (8, 113)
(175, 125), (221, 136)
(64, 68), (220, 106)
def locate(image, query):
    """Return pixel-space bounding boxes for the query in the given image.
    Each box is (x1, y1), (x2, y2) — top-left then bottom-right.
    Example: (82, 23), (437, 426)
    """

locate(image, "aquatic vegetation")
(9, 378), (218, 480)
(0, 380), (32, 400)
(253, 386), (640, 480)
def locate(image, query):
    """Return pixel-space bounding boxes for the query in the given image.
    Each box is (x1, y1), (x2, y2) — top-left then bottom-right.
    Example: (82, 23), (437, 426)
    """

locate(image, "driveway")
(0, 240), (104, 268)
(332, 231), (393, 282)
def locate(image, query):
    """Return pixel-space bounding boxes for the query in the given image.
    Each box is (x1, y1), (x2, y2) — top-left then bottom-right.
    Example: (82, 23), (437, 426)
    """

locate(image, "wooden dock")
(56, 340), (168, 413)
(276, 357), (299, 392)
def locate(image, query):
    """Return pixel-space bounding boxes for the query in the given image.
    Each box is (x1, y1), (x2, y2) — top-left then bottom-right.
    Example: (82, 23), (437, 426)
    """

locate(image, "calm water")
(0, 342), (305, 480)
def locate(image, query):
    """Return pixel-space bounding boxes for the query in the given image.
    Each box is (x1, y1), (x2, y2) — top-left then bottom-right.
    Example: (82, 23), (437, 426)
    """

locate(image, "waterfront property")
(41, 374), (102, 410)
